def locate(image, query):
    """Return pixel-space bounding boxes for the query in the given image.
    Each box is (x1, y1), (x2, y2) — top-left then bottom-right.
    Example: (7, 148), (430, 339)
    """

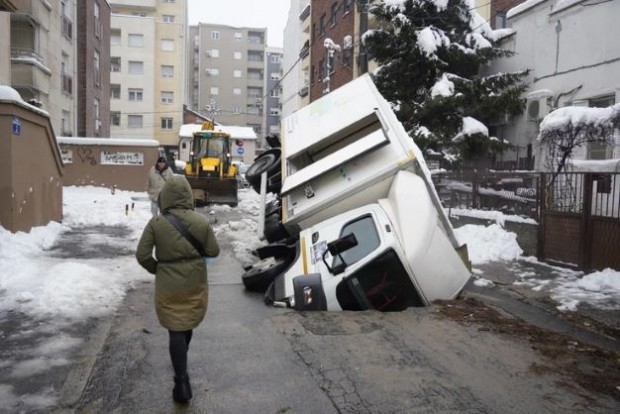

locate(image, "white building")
(282, 0), (311, 118)
(486, 0), (620, 169)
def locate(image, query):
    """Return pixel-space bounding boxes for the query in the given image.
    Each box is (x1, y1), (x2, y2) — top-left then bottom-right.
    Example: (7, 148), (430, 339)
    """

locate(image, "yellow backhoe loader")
(184, 121), (238, 206)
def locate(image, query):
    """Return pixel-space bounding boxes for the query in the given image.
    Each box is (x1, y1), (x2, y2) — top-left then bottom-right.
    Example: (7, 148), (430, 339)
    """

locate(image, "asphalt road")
(3, 206), (618, 413)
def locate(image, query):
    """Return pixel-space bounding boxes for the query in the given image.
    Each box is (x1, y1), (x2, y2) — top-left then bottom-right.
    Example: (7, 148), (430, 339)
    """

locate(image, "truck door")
(328, 215), (424, 311)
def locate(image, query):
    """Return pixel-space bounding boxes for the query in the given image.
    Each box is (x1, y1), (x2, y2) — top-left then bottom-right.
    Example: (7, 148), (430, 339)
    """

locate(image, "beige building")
(188, 23), (267, 138)
(10, 0), (78, 136)
(109, 0), (187, 148)
(0, 7), (12, 85)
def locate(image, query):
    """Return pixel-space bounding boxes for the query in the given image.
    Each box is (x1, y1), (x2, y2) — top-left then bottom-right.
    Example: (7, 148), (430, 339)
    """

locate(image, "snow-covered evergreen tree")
(362, 0), (529, 166)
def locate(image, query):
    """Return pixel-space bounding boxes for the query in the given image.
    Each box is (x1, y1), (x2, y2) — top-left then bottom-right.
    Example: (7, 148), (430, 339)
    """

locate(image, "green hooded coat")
(136, 175), (220, 331)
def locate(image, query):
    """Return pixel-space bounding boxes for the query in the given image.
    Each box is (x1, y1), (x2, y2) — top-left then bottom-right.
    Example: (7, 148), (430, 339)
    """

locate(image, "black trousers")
(168, 330), (193, 377)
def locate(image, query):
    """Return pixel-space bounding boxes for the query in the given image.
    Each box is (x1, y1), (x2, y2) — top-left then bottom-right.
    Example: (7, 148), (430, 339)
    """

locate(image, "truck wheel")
(246, 149), (281, 193)
(242, 257), (289, 292)
(264, 215), (288, 243)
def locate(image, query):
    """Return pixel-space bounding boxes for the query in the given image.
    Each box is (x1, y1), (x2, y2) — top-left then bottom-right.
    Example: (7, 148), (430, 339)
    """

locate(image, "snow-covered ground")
(0, 185), (619, 323)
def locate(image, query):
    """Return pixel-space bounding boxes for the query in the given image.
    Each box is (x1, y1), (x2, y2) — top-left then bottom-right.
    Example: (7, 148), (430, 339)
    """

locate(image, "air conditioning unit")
(527, 97), (550, 121)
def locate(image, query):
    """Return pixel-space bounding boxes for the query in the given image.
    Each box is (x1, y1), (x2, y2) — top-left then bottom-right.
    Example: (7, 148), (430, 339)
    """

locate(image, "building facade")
(264, 47), (283, 144)
(309, 0), (356, 102)
(109, 0), (187, 147)
(486, 0), (620, 169)
(77, 0), (111, 138)
(188, 23), (267, 140)
(10, 0), (78, 136)
(281, 0), (310, 118)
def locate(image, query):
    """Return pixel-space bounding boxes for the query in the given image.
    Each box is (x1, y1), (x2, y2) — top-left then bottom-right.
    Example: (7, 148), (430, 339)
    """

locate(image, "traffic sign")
(237, 147), (245, 155)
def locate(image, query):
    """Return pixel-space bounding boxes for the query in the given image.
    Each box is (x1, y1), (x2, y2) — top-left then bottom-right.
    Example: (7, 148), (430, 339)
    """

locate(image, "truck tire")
(246, 149), (281, 193)
(263, 214), (288, 243)
(242, 257), (289, 292)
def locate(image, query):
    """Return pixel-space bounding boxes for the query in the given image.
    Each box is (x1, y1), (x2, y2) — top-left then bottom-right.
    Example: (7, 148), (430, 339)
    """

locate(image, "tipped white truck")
(247, 74), (471, 311)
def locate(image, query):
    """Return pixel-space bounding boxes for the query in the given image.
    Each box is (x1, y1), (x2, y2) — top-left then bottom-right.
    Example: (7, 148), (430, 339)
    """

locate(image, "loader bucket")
(185, 176), (239, 207)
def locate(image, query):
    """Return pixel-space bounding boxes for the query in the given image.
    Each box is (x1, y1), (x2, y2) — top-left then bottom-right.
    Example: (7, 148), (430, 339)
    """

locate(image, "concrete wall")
(450, 215), (539, 257)
(0, 101), (63, 233)
(57, 139), (160, 191)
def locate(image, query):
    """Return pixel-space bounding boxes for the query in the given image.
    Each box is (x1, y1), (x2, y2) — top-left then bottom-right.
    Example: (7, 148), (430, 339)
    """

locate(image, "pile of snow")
(455, 223), (523, 264)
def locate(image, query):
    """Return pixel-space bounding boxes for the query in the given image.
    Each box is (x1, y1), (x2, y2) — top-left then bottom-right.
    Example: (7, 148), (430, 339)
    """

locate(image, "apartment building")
(77, 0), (111, 137)
(264, 47), (283, 143)
(10, 0), (78, 136)
(0, 3), (14, 85)
(281, 0), (310, 118)
(188, 23), (267, 140)
(109, 0), (187, 147)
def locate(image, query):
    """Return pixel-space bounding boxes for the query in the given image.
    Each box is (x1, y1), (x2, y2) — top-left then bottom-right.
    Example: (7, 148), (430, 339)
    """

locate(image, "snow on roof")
(0, 85), (50, 117)
(553, 0), (585, 14)
(488, 28), (516, 42)
(507, 0), (548, 19)
(539, 103), (620, 133)
(178, 123), (258, 140)
(57, 137), (160, 147)
(527, 89), (554, 99)
(569, 158), (620, 173)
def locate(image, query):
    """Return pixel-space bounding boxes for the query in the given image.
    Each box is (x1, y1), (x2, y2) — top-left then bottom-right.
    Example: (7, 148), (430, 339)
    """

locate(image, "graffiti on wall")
(101, 151), (144, 166)
(77, 147), (97, 165)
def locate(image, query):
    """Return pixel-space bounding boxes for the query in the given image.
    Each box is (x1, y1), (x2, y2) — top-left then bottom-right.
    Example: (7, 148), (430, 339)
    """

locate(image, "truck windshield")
(335, 249), (424, 312)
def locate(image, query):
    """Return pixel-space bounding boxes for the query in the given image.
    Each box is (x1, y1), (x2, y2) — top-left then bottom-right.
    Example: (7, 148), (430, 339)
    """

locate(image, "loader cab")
(189, 131), (233, 178)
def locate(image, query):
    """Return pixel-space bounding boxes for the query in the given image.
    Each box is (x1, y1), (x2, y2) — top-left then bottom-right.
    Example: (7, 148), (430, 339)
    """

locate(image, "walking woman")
(136, 175), (220, 403)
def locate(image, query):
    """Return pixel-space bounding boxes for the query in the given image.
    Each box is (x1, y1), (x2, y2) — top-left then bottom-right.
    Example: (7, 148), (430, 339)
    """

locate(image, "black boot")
(173, 375), (192, 403)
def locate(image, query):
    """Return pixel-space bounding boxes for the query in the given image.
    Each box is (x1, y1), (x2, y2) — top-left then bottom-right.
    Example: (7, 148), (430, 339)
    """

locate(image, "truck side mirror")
(322, 233), (358, 275)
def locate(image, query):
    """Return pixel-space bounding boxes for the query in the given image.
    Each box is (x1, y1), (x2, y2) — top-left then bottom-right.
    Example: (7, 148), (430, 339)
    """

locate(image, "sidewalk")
(465, 259), (620, 353)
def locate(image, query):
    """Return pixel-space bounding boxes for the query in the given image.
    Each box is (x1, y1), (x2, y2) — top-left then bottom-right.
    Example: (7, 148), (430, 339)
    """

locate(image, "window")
(161, 91), (173, 104)
(161, 65), (174, 78)
(319, 14), (326, 35)
(232, 105), (241, 114)
(161, 39), (174, 51)
(270, 55), (281, 63)
(495, 11), (507, 29)
(111, 84), (120, 99)
(111, 29), (121, 45)
(210, 87), (219, 95)
(233, 88), (241, 95)
(588, 95), (615, 160)
(94, 98), (100, 121)
(163, 0), (175, 3)
(328, 53), (335, 74)
(233, 69), (242, 78)
(270, 108), (280, 116)
(332, 216), (380, 269)
(94, 1), (100, 38)
(132, 12), (147, 17)
(206, 68), (219, 76)
(330, 2), (338, 26)
(62, 110), (71, 135)
(111, 111), (120, 126)
(128, 61), (143, 74)
(270, 89), (280, 98)
(343, 0), (352, 14)
(246, 105), (260, 115)
(247, 87), (262, 98)
(128, 115), (143, 128)
(128, 88), (143, 101)
(94, 50), (100, 85)
(162, 15), (175, 23)
(128, 34), (144, 47)
(161, 117), (173, 130)
(234, 32), (242, 40)
(270, 72), (280, 80)
(211, 31), (220, 40)
(208, 49), (219, 58)
(248, 31), (264, 44)
(111, 57), (121, 72)
(234, 51), (242, 60)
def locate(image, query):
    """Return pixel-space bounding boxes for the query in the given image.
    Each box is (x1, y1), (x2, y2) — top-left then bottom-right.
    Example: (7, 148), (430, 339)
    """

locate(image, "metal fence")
(433, 170), (541, 221)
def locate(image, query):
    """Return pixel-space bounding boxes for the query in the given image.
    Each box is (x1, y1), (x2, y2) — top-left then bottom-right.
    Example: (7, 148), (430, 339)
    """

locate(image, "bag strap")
(162, 212), (207, 257)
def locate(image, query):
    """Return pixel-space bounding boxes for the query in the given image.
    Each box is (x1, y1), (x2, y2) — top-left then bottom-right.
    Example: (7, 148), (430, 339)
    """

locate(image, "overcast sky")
(187, 0), (291, 48)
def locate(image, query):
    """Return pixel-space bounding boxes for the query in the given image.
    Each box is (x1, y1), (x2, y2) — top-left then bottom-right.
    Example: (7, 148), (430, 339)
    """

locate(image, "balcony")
(109, 0), (156, 10)
(61, 73), (72, 95)
(62, 15), (72, 40)
(299, 40), (310, 59)
(299, 3), (310, 21)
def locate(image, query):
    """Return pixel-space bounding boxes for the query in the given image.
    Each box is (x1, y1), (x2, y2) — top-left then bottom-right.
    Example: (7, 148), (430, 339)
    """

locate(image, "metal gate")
(539, 172), (620, 270)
